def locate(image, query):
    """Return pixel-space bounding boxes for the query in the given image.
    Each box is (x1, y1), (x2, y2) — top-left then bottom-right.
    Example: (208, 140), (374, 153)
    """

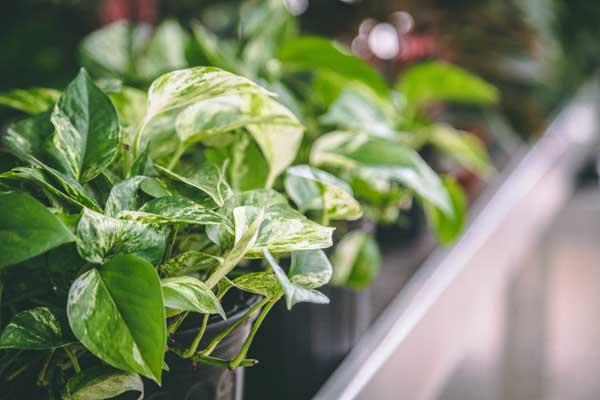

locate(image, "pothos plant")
(0, 66), (356, 398)
(75, 0), (498, 291)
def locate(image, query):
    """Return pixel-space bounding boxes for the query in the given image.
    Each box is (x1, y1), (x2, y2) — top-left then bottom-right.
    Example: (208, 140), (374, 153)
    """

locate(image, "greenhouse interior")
(1, 0), (600, 399)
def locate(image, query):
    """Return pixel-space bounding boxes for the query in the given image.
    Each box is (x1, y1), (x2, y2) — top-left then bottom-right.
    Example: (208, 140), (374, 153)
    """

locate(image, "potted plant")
(0, 65), (352, 399)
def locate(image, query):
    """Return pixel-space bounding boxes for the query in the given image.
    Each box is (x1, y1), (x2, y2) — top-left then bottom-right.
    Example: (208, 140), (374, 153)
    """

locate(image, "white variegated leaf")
(156, 164), (231, 207)
(161, 276), (225, 318)
(159, 251), (223, 278)
(63, 366), (144, 400)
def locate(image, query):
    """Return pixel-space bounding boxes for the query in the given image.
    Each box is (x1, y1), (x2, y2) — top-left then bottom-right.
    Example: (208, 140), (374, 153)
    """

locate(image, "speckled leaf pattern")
(76, 208), (167, 265)
(207, 189), (333, 257)
(62, 366), (143, 400)
(156, 164), (231, 207)
(104, 176), (150, 217)
(144, 67), (273, 121)
(67, 254), (166, 383)
(232, 272), (282, 299)
(285, 165), (362, 221)
(119, 196), (231, 229)
(311, 131), (452, 215)
(50, 69), (120, 182)
(263, 250), (329, 310)
(331, 231), (381, 289)
(161, 276), (225, 318)
(0, 307), (74, 350)
(0, 192), (75, 268)
(3, 112), (55, 161)
(158, 251), (223, 278)
(289, 250), (332, 289)
(0, 87), (61, 114)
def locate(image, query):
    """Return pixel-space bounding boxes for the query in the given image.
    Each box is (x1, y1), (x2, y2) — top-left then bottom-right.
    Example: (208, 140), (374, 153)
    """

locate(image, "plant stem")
(228, 295), (280, 369)
(165, 224), (180, 261)
(182, 313), (210, 358)
(167, 143), (185, 170)
(167, 311), (189, 335)
(320, 211), (330, 226)
(190, 353), (257, 369)
(37, 350), (55, 386)
(64, 347), (80, 373)
(200, 297), (269, 357)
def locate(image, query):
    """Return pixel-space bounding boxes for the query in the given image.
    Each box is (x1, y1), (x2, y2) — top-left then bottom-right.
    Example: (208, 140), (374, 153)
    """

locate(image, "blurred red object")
(100, 0), (156, 25)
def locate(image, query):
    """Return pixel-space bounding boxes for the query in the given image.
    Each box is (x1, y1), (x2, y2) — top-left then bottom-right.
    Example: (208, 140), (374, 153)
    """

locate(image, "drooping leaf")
(289, 250), (333, 289)
(0, 307), (74, 350)
(428, 124), (492, 176)
(320, 89), (397, 138)
(67, 254), (166, 383)
(311, 131), (451, 215)
(331, 231), (381, 289)
(161, 276), (225, 318)
(207, 189), (334, 256)
(158, 251), (223, 278)
(50, 68), (120, 182)
(398, 61), (499, 108)
(156, 164), (231, 207)
(119, 196), (230, 228)
(232, 272), (282, 299)
(278, 36), (389, 97)
(0, 87), (60, 114)
(424, 177), (467, 244)
(284, 165), (362, 221)
(263, 250), (329, 310)
(62, 366), (143, 400)
(0, 192), (75, 268)
(104, 176), (150, 217)
(76, 208), (167, 265)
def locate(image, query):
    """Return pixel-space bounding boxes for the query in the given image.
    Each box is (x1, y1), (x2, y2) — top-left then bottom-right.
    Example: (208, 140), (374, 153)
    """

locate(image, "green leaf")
(50, 68), (120, 182)
(67, 254), (166, 383)
(108, 86), (147, 127)
(0, 307), (74, 350)
(232, 272), (282, 299)
(398, 61), (499, 108)
(428, 124), (492, 176)
(331, 231), (381, 289)
(190, 21), (240, 73)
(104, 176), (150, 217)
(158, 251), (223, 278)
(140, 66), (273, 138)
(278, 36), (389, 97)
(136, 20), (189, 82)
(119, 196), (231, 228)
(229, 133), (269, 191)
(62, 365), (143, 400)
(320, 89), (397, 138)
(263, 250), (329, 310)
(0, 87), (60, 114)
(208, 189), (334, 256)
(311, 131), (451, 215)
(0, 192), (75, 268)
(76, 208), (167, 265)
(424, 177), (467, 244)
(156, 163), (231, 207)
(285, 165), (362, 221)
(3, 112), (55, 161)
(161, 276), (225, 318)
(289, 250), (332, 289)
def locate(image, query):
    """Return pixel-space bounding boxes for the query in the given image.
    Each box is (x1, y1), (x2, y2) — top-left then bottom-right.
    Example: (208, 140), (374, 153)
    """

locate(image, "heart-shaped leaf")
(67, 254), (166, 383)
(62, 366), (143, 400)
(263, 250), (330, 309)
(50, 69), (120, 182)
(0, 192), (75, 268)
(156, 163), (231, 207)
(285, 165), (362, 221)
(104, 176), (150, 217)
(76, 208), (167, 265)
(0, 307), (74, 350)
(161, 276), (225, 318)
(232, 272), (282, 299)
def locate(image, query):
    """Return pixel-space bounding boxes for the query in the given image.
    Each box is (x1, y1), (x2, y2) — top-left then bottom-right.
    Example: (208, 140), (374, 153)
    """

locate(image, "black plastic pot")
(145, 293), (260, 400)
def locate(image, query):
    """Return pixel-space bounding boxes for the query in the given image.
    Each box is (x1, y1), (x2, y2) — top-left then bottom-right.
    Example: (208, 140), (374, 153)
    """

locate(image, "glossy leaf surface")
(62, 366), (143, 400)
(0, 307), (74, 350)
(161, 276), (225, 318)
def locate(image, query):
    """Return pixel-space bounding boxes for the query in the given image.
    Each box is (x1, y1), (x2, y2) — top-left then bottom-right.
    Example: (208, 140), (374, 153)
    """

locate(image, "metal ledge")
(315, 82), (600, 400)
